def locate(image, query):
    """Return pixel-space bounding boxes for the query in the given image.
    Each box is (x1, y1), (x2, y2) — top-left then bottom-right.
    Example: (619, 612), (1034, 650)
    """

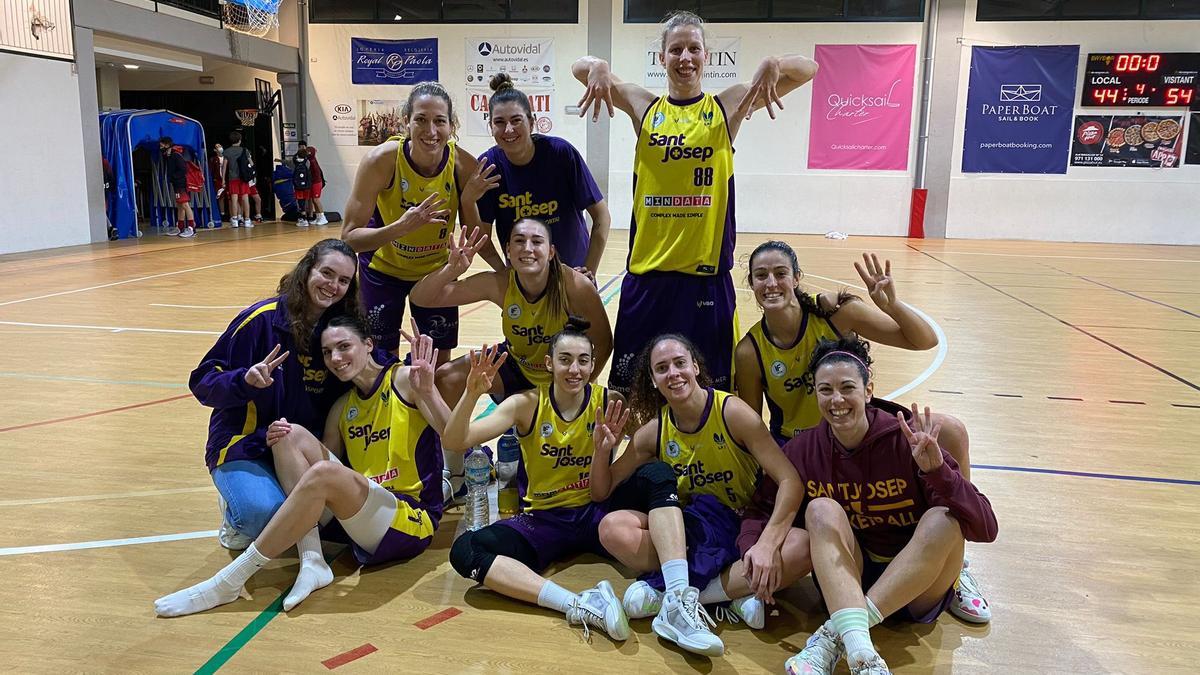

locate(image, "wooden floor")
(0, 223), (1197, 673)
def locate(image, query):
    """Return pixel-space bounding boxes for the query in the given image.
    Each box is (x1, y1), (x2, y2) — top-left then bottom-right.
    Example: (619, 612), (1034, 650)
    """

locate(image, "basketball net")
(223, 0), (280, 38)
(235, 108), (259, 127)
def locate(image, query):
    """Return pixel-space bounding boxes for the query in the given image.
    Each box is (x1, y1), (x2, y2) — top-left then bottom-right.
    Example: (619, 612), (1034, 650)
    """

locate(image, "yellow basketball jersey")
(630, 94), (735, 276)
(501, 268), (569, 386)
(518, 384), (607, 511)
(658, 389), (760, 510)
(745, 302), (842, 439)
(339, 364), (443, 507)
(368, 136), (460, 281)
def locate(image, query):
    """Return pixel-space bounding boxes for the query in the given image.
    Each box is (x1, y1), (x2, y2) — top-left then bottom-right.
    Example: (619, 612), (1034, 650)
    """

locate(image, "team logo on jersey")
(701, 111), (714, 126)
(507, 303), (522, 319)
(713, 432), (726, 447)
(651, 111), (665, 129)
(381, 388), (390, 403)
(666, 440), (681, 458)
(400, 178), (410, 192)
(770, 360), (787, 378)
(346, 407), (359, 421)
(445, 181), (453, 193)
(586, 421), (595, 435)
(540, 422), (554, 438)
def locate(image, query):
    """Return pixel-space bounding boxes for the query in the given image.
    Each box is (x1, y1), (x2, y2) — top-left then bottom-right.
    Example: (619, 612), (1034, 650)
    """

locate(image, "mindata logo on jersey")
(643, 195), (712, 208)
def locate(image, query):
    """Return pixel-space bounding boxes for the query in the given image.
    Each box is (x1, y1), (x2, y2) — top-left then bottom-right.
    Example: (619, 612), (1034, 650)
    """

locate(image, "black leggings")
(449, 524), (539, 583)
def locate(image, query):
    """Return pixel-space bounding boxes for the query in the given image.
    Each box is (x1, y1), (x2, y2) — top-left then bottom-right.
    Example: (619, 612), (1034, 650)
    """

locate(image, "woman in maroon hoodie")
(307, 145), (328, 225)
(737, 336), (997, 675)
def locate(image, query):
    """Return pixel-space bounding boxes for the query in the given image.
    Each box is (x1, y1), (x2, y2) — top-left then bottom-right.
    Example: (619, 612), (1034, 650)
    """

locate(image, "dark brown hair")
(488, 72), (533, 121)
(276, 239), (362, 352)
(548, 316), (592, 356)
(628, 333), (712, 429)
(804, 336), (874, 391)
(402, 81), (460, 136)
(509, 218), (570, 322)
(746, 240), (858, 319)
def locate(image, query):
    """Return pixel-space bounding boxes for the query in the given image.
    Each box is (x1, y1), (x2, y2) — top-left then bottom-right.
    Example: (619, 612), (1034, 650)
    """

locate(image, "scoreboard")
(1081, 52), (1198, 108)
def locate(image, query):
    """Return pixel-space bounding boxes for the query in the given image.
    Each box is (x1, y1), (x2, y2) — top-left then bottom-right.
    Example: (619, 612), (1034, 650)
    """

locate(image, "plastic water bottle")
(496, 430), (521, 518)
(464, 446), (492, 531)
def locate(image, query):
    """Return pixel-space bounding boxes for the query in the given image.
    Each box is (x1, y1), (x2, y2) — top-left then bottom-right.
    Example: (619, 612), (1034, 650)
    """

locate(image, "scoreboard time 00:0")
(1081, 52), (1197, 107)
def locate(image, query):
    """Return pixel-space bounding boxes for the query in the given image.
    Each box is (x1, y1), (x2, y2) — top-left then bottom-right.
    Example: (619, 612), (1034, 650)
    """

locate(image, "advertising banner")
(351, 38), (438, 85)
(357, 99), (404, 147)
(464, 87), (556, 137)
(1188, 114), (1200, 165)
(1071, 115), (1183, 168)
(465, 37), (554, 88)
(807, 44), (916, 171)
(962, 45), (1079, 174)
(643, 36), (740, 89)
(328, 101), (358, 146)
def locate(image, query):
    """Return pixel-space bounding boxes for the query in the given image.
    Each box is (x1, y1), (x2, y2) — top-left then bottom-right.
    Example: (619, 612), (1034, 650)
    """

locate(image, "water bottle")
(463, 446), (492, 531)
(496, 430), (521, 518)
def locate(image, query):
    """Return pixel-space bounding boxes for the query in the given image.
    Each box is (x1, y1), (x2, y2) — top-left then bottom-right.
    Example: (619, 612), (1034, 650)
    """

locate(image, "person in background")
(293, 144), (314, 228)
(307, 144), (329, 225)
(210, 143), (227, 225)
(160, 136), (195, 238)
(224, 131), (253, 229)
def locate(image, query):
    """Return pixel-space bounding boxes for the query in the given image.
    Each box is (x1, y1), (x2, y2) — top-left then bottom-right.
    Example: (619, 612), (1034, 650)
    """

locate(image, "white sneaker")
(566, 580), (630, 642)
(949, 560), (991, 624)
(179, 226), (196, 238)
(651, 587), (724, 657)
(849, 653), (891, 675)
(313, 214), (328, 225)
(243, 219), (255, 228)
(297, 218), (309, 228)
(215, 495), (252, 551)
(714, 594), (765, 630)
(785, 622), (844, 675)
(164, 227), (180, 236)
(622, 580), (663, 619)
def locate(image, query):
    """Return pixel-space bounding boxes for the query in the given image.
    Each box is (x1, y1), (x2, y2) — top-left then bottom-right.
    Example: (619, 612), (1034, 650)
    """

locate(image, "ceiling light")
(123, 63), (139, 69)
(394, 14), (402, 20)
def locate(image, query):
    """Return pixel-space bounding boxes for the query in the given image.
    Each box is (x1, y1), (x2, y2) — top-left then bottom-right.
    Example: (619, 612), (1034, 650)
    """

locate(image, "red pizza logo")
(1077, 121), (1105, 145)
(535, 116), (552, 133)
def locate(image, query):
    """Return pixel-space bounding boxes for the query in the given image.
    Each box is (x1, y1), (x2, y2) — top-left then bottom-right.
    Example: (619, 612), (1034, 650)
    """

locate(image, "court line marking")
(975, 464), (1200, 486)
(0, 529), (218, 557)
(0, 486), (212, 507)
(0, 247), (309, 308)
(151, 303), (248, 309)
(0, 370), (186, 389)
(1077, 275), (1200, 319)
(0, 393), (193, 433)
(322, 643), (378, 669)
(414, 607), (462, 630)
(0, 320), (222, 336)
(910, 246), (1200, 393)
(776, 244), (1200, 263)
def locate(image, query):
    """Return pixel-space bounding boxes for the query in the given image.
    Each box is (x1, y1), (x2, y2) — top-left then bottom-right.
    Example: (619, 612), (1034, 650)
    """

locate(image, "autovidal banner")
(962, 45), (1079, 174)
(1071, 115), (1184, 168)
(807, 44), (917, 171)
(465, 37), (554, 88)
(351, 38), (438, 85)
(644, 36), (740, 89)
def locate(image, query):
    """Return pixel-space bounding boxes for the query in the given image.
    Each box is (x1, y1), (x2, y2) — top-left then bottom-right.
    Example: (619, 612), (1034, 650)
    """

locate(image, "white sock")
(661, 558), (689, 595)
(283, 527), (334, 611)
(155, 543), (269, 617)
(866, 596), (885, 627)
(537, 580), (579, 615)
(698, 576), (730, 604)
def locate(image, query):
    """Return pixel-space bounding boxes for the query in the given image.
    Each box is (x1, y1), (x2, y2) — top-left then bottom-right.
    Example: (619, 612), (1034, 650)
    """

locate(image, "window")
(625, 0), (923, 22)
(311, 0), (579, 23)
(978, 0), (1200, 19)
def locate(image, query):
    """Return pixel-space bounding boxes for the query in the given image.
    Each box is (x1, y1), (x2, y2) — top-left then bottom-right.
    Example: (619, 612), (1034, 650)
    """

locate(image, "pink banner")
(807, 44), (917, 171)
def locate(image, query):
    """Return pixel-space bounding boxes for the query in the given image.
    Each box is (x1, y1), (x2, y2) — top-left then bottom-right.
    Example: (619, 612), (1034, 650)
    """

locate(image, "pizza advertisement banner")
(1070, 115), (1183, 168)
(1187, 113), (1200, 165)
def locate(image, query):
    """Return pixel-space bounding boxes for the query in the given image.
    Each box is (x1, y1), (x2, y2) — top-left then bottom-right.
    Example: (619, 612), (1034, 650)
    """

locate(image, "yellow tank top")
(630, 94), (735, 276)
(501, 268), (569, 385)
(658, 389), (760, 510)
(517, 383), (608, 511)
(338, 364), (443, 507)
(745, 301), (842, 439)
(368, 136), (460, 281)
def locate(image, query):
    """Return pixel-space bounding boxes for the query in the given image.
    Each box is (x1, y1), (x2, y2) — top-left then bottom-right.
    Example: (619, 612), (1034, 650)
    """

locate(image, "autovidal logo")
(478, 42), (492, 56)
(479, 41), (542, 56)
(983, 82), (1059, 121)
(335, 104), (352, 115)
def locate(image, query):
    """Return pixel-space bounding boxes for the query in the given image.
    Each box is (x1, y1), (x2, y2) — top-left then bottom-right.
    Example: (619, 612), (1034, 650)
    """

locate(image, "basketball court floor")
(0, 224), (1195, 673)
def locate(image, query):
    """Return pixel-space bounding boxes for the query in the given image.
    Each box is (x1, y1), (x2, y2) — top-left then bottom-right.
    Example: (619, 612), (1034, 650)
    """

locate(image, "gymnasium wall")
(119, 63), (279, 91)
(945, 1), (1200, 244)
(0, 52), (93, 254)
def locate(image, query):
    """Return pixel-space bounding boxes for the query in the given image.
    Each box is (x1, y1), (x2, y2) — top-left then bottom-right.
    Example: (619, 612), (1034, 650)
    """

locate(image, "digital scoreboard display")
(1081, 53), (1198, 108)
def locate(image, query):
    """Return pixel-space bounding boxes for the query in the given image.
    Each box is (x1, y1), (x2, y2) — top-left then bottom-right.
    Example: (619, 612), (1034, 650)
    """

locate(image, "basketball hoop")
(235, 108), (259, 127)
(222, 0), (281, 38)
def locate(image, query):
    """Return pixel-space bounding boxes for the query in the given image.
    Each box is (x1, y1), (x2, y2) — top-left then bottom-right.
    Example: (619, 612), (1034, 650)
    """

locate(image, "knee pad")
(449, 531), (493, 582)
(635, 461), (681, 512)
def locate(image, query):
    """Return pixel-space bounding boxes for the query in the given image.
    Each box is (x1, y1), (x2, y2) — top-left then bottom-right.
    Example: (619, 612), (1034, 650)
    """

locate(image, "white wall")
(946, 0), (1200, 244)
(119, 62), (278, 91)
(0, 53), (92, 254)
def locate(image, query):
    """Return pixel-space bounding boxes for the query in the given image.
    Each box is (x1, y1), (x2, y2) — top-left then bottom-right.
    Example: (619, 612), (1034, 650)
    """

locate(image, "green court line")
(195, 274), (623, 672)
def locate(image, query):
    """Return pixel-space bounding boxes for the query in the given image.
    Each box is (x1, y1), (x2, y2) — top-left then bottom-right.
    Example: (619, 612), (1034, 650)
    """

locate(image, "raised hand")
(737, 57), (784, 121)
(461, 158), (501, 204)
(446, 226), (490, 276)
(391, 192), (450, 237)
(854, 252), (897, 312)
(577, 65), (615, 122)
(592, 399), (631, 456)
(465, 344), (508, 398)
(265, 417), (292, 447)
(400, 317), (438, 396)
(244, 344), (289, 389)
(898, 403), (943, 473)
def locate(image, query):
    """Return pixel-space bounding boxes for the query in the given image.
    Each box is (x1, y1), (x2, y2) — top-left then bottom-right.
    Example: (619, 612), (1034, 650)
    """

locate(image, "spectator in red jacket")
(306, 144), (328, 226)
(160, 136), (195, 238)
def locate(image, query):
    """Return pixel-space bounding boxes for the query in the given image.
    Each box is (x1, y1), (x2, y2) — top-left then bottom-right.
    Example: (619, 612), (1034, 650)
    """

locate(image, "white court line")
(151, 303), (247, 309)
(246, 259), (298, 265)
(777, 244), (1198, 264)
(0, 320), (221, 335)
(0, 247), (308, 307)
(0, 530), (218, 556)
(0, 486), (212, 507)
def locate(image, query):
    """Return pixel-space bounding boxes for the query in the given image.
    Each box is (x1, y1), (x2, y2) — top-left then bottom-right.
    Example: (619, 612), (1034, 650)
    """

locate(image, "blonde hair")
(660, 10), (706, 51)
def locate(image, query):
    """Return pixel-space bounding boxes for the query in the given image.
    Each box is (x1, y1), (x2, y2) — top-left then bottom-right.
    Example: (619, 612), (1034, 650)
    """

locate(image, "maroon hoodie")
(307, 147), (324, 185)
(737, 407), (997, 559)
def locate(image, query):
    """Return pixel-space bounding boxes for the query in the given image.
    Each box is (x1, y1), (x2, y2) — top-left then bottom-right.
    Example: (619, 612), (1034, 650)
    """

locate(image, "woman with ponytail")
(470, 73), (611, 281)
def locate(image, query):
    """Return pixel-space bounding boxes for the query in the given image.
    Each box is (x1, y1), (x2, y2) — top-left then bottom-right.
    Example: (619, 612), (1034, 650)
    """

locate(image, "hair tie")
(816, 350), (869, 373)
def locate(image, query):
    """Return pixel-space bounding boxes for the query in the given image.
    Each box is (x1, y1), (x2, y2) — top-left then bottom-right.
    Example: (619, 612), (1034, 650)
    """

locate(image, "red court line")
(414, 607), (462, 630)
(0, 393), (193, 433)
(322, 643), (377, 670)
